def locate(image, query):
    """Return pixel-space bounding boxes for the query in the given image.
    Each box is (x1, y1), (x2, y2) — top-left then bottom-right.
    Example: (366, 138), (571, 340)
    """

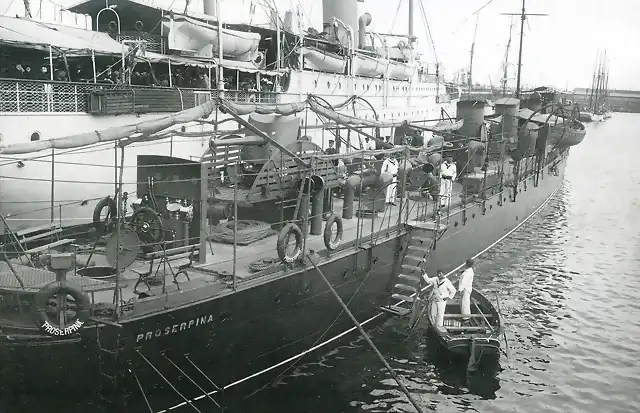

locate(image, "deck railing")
(0, 78), (278, 114)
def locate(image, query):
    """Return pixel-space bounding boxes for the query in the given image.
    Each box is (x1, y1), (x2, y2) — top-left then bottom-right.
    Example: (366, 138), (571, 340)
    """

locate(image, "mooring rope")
(208, 220), (275, 245)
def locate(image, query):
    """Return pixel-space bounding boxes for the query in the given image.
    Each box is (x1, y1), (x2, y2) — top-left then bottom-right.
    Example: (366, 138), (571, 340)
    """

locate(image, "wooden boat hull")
(162, 15), (261, 61)
(425, 289), (503, 362)
(301, 47), (347, 74)
(388, 61), (416, 81)
(549, 122), (586, 147)
(0, 151), (570, 411)
(353, 53), (389, 78)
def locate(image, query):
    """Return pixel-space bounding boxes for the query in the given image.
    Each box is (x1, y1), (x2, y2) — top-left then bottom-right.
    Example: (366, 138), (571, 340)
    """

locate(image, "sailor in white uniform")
(422, 269), (457, 327)
(382, 155), (399, 205)
(458, 259), (475, 320)
(439, 157), (457, 208)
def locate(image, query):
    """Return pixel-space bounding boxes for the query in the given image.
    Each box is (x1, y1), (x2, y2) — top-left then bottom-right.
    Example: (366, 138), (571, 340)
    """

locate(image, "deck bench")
(132, 244), (199, 294)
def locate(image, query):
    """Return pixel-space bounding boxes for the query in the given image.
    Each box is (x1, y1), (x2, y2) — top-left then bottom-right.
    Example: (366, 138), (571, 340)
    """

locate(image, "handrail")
(0, 78), (278, 114)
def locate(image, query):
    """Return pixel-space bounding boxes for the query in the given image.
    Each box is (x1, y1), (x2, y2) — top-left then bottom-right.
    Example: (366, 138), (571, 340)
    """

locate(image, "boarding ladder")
(380, 219), (448, 317)
(94, 325), (128, 412)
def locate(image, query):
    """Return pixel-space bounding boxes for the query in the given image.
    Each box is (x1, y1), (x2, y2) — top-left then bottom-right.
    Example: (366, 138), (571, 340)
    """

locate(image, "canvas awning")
(0, 15), (124, 55)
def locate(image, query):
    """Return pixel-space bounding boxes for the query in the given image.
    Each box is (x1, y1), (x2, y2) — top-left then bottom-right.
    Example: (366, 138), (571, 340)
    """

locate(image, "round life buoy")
(277, 223), (303, 263)
(323, 213), (343, 251)
(34, 281), (91, 336)
(93, 196), (117, 234)
(247, 94), (257, 103)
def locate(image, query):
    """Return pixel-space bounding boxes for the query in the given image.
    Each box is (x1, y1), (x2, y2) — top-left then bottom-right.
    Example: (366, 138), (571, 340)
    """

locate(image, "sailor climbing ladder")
(380, 216), (447, 317)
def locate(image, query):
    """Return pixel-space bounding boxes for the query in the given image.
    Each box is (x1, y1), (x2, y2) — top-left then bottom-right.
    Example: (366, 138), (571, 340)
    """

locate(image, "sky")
(3, 0), (640, 90)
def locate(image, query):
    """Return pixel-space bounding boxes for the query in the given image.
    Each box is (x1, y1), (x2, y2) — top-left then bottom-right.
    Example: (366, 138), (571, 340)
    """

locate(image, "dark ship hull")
(0, 152), (568, 411)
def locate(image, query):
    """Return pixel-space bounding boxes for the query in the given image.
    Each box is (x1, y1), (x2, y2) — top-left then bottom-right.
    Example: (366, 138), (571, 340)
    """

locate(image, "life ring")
(247, 93), (257, 103)
(323, 213), (343, 251)
(34, 281), (91, 335)
(277, 223), (303, 263)
(93, 196), (117, 234)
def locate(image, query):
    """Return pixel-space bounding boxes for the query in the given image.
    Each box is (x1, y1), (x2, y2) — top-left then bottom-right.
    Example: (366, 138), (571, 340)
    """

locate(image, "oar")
(496, 294), (512, 363)
(472, 297), (494, 334)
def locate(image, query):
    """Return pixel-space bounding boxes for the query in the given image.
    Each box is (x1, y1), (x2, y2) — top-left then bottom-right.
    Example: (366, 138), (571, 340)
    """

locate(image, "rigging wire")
(417, 0), (438, 64)
(450, 0), (494, 35)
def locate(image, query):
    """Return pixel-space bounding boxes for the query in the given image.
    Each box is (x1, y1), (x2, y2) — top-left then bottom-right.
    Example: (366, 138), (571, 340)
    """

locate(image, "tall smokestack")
(203, 0), (218, 17)
(323, 0), (357, 47)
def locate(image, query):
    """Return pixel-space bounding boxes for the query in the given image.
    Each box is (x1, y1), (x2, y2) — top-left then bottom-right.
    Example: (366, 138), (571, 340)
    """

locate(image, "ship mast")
(467, 15), (480, 99)
(23, 0), (32, 18)
(502, 0), (547, 99)
(408, 0), (414, 42)
(501, 18), (515, 96)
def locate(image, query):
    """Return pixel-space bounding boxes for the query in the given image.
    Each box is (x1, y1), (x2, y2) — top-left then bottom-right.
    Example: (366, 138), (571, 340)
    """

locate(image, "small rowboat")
(425, 289), (503, 361)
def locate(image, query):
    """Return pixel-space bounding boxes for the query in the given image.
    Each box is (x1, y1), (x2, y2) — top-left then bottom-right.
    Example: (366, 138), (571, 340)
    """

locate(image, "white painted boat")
(162, 14), (260, 61)
(352, 52), (388, 77)
(388, 60), (416, 81)
(300, 47), (347, 74)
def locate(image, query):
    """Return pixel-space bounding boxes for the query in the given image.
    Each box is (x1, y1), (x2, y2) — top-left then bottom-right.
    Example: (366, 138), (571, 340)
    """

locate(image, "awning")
(143, 52), (286, 76)
(0, 15), (124, 55)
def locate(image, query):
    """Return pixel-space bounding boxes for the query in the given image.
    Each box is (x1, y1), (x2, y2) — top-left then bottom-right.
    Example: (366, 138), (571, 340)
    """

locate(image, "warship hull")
(0, 152), (568, 411)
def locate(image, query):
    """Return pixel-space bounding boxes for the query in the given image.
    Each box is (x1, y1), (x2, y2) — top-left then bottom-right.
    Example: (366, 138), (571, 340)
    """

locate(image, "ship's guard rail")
(0, 78), (277, 114)
(0, 94), (567, 330)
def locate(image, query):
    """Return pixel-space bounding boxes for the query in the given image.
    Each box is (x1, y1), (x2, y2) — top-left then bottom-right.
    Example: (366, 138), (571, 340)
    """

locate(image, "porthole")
(30, 131), (41, 141)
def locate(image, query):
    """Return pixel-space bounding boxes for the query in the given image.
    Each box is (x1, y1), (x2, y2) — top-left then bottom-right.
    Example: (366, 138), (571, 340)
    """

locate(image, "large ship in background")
(0, 0), (458, 234)
(0, 0), (586, 412)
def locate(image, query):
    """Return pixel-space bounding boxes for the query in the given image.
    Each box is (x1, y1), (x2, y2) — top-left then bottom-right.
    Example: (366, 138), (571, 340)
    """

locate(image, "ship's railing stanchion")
(113, 141), (125, 317)
(232, 162), (238, 291)
(50, 147), (55, 224)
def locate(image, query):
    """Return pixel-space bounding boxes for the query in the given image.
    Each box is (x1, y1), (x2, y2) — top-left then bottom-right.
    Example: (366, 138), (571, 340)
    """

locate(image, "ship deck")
(0, 180), (471, 322)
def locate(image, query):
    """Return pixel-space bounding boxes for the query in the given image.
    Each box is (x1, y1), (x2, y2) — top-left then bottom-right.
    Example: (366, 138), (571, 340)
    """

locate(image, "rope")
(248, 258), (279, 272)
(208, 220), (275, 245)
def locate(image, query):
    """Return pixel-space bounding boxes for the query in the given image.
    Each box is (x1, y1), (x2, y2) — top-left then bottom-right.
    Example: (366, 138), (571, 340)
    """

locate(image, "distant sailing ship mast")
(501, 0), (547, 99)
(500, 17), (515, 96)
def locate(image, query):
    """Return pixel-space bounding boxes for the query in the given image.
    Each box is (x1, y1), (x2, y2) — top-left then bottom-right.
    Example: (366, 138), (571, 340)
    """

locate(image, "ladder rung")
(394, 284), (417, 293)
(398, 273), (421, 284)
(99, 347), (116, 355)
(404, 254), (425, 262)
(401, 264), (422, 273)
(407, 245), (429, 252)
(391, 293), (414, 303)
(100, 373), (115, 381)
(380, 305), (412, 317)
(411, 235), (434, 244)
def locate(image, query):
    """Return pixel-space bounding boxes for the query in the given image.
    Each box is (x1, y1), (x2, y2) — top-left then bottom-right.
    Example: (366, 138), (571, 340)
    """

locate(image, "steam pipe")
(209, 135), (265, 146)
(358, 13), (372, 49)
(309, 175), (325, 235)
(342, 169), (379, 219)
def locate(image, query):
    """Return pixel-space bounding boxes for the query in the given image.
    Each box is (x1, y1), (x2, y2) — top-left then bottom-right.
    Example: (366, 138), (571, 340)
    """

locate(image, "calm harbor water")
(235, 113), (640, 413)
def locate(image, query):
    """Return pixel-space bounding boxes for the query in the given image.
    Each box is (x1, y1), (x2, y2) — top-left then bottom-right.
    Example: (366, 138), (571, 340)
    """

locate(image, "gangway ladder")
(95, 325), (127, 413)
(380, 220), (448, 317)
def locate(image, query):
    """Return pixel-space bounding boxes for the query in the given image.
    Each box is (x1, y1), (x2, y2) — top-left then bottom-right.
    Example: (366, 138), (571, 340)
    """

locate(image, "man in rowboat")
(422, 269), (457, 327)
(458, 259), (475, 321)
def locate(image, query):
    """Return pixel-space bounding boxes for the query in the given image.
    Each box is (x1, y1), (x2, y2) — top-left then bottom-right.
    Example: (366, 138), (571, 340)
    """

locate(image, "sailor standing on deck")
(439, 157), (457, 208)
(382, 154), (399, 205)
(422, 269), (457, 327)
(458, 259), (475, 321)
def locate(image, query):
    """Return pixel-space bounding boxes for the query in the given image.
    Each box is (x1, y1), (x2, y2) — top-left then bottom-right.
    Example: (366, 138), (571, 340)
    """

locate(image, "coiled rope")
(208, 220), (275, 246)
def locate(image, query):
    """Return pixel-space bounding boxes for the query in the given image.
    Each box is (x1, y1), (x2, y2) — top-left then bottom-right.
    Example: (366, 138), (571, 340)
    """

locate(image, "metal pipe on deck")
(307, 255), (426, 413)
(309, 176), (325, 236)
